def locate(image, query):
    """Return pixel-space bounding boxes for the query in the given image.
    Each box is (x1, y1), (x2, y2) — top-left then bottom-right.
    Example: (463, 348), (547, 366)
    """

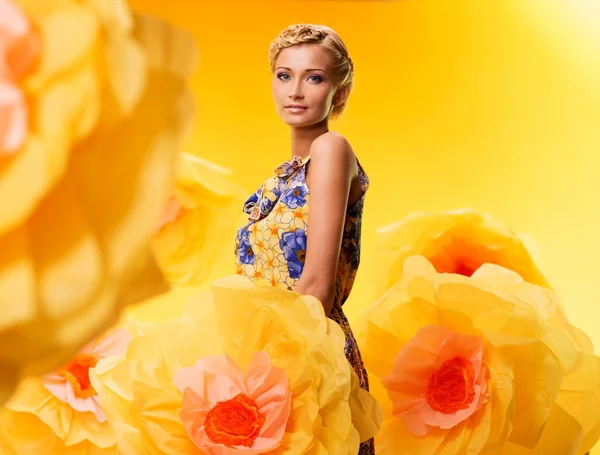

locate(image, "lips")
(284, 105), (308, 109)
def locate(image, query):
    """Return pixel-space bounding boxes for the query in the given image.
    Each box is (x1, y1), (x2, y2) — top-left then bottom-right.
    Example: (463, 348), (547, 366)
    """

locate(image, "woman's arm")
(296, 133), (356, 316)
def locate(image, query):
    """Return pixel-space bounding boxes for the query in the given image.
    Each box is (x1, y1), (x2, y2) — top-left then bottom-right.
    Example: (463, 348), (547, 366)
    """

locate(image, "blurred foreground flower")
(91, 276), (382, 454)
(0, 329), (131, 454)
(357, 255), (600, 454)
(374, 209), (550, 294)
(151, 153), (248, 286)
(0, 0), (194, 403)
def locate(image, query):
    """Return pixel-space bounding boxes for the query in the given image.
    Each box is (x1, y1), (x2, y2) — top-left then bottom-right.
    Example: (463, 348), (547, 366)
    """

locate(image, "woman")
(234, 23), (373, 454)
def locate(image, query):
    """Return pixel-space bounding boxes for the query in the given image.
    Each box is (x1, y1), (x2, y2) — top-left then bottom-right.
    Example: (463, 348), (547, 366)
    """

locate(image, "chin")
(280, 111), (328, 127)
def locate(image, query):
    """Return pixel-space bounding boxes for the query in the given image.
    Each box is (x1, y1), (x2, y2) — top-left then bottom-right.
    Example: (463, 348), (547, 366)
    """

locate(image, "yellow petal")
(0, 408), (63, 455)
(151, 154), (248, 286)
(501, 403), (583, 455)
(0, 138), (48, 236)
(358, 254), (600, 453)
(0, 4), (195, 405)
(349, 371), (384, 442)
(92, 279), (381, 453)
(555, 353), (600, 453)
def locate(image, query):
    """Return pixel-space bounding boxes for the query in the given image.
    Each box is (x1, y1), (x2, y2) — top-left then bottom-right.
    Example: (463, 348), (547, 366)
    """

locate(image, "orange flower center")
(204, 393), (266, 447)
(425, 356), (475, 414)
(59, 353), (99, 398)
(427, 236), (493, 276)
(453, 261), (476, 277)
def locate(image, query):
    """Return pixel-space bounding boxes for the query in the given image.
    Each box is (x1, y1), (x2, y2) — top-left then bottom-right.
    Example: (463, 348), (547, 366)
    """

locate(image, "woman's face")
(272, 44), (340, 128)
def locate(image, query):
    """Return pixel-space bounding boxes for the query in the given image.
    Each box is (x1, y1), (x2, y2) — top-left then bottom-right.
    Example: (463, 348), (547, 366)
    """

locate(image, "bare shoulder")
(309, 132), (357, 177)
(310, 132), (354, 160)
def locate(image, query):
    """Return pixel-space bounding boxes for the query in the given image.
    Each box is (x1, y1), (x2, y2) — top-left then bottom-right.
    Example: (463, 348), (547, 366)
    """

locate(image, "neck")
(289, 118), (329, 159)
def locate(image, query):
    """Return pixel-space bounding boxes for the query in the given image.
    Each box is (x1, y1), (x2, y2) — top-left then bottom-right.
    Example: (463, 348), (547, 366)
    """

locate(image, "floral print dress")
(234, 155), (374, 454)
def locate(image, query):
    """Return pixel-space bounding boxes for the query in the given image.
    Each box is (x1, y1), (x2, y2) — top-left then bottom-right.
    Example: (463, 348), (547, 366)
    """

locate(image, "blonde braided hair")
(269, 24), (354, 119)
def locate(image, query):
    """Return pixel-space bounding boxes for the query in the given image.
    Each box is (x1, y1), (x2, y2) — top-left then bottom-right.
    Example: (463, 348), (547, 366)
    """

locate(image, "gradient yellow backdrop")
(130, 0), (600, 449)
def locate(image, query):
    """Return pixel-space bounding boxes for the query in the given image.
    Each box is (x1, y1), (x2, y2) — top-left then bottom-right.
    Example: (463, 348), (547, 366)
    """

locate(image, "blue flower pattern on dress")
(236, 229), (254, 265)
(280, 185), (307, 209)
(280, 229), (307, 279)
(234, 155), (373, 454)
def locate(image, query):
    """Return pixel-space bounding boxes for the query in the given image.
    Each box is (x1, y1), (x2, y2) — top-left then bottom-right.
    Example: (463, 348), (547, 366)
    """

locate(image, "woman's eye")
(277, 73), (322, 83)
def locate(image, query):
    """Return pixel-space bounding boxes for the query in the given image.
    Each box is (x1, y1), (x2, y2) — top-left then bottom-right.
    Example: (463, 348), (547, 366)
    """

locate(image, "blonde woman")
(234, 24), (374, 453)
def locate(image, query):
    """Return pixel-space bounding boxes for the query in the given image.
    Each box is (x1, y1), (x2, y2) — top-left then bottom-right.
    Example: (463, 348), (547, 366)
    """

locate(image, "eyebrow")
(276, 67), (326, 73)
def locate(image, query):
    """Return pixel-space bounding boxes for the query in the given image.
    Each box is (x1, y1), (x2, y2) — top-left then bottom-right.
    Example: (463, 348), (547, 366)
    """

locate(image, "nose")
(289, 83), (304, 100)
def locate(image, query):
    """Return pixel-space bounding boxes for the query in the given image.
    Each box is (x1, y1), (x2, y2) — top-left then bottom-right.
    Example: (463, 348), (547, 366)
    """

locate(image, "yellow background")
(130, 0), (600, 449)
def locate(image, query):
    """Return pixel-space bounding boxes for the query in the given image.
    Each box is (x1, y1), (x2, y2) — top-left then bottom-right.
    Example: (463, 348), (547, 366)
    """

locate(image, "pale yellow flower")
(279, 204), (309, 231)
(262, 217), (282, 244)
(91, 276), (382, 454)
(357, 255), (600, 454)
(243, 258), (264, 281)
(151, 153), (248, 285)
(263, 263), (282, 287)
(0, 329), (131, 454)
(374, 209), (551, 294)
(0, 0), (194, 404)
(262, 248), (281, 271)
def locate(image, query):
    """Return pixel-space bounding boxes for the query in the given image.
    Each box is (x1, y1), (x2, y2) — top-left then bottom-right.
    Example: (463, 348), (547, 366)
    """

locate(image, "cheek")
(316, 88), (336, 109)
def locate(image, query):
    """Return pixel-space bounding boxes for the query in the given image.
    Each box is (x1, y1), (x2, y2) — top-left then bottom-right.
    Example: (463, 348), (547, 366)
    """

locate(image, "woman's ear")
(332, 85), (350, 107)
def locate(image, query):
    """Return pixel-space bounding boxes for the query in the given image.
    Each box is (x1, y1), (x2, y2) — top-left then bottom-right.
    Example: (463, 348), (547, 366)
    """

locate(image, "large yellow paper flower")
(374, 209), (551, 294)
(0, 0), (194, 404)
(151, 153), (248, 286)
(357, 255), (600, 454)
(0, 329), (132, 454)
(91, 276), (382, 454)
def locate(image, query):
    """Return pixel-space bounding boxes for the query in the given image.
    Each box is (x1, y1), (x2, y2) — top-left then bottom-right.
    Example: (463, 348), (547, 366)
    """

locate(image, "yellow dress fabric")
(234, 155), (373, 454)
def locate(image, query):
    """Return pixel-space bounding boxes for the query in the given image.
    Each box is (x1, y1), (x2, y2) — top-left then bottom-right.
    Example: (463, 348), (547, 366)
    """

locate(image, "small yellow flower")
(243, 259), (264, 281)
(262, 217), (282, 244)
(280, 204), (309, 230)
(274, 203), (287, 221)
(0, 0), (194, 404)
(261, 248), (281, 271)
(263, 263), (281, 287)
(91, 277), (382, 454)
(357, 255), (600, 454)
(252, 232), (267, 256)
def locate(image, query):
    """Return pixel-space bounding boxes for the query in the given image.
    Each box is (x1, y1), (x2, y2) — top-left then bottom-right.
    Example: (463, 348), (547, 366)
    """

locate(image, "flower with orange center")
(152, 153), (248, 287)
(356, 255), (600, 454)
(91, 276), (383, 454)
(279, 204), (309, 231)
(203, 393), (265, 446)
(174, 352), (291, 453)
(58, 353), (99, 399)
(373, 208), (551, 295)
(0, 0), (194, 405)
(0, 329), (132, 453)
